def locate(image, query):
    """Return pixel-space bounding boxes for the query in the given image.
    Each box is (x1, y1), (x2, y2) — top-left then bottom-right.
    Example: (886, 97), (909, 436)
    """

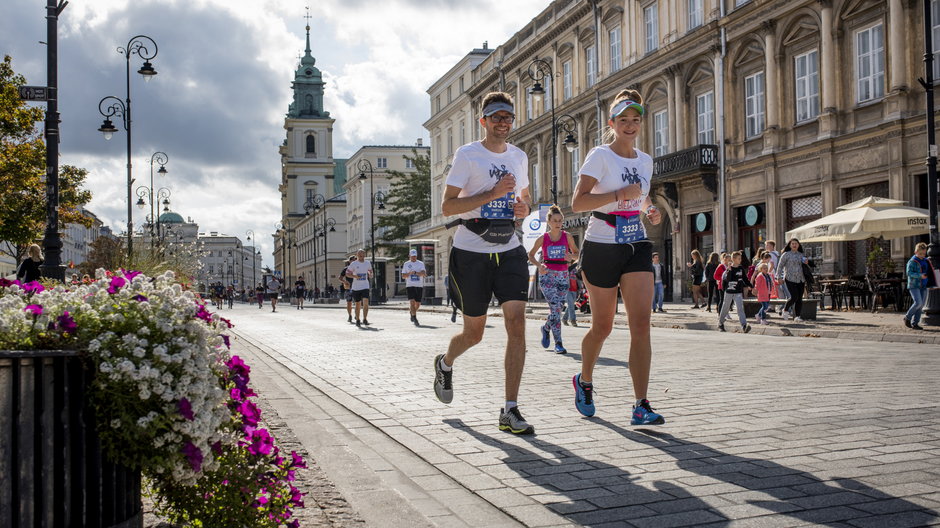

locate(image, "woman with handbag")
(775, 238), (809, 322)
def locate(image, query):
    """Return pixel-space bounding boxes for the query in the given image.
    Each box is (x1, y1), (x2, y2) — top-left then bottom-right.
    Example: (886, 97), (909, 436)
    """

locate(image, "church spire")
(288, 6), (328, 118)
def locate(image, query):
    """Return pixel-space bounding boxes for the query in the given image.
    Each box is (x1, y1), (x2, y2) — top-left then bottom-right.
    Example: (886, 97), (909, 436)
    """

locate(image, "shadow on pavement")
(444, 418), (731, 527)
(591, 417), (939, 527)
(564, 352), (628, 369)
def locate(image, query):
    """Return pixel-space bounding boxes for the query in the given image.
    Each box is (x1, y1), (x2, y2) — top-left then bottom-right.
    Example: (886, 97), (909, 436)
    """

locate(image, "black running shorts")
(406, 286), (423, 302)
(448, 245), (528, 317)
(352, 289), (369, 303)
(580, 240), (654, 288)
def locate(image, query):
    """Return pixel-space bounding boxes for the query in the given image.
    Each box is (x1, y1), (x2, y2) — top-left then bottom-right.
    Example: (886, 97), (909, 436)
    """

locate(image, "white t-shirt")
(402, 260), (426, 287)
(266, 279), (280, 294)
(346, 260), (372, 291)
(445, 141), (529, 253)
(578, 145), (654, 244)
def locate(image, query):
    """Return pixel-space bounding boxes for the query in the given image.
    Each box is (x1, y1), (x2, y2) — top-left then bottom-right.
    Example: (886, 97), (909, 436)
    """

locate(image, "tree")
(375, 149), (431, 263)
(0, 55), (92, 264)
(79, 236), (125, 276)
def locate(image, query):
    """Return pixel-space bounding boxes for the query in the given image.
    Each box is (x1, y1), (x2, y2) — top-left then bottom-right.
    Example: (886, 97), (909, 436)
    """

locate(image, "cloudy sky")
(1, 0), (547, 266)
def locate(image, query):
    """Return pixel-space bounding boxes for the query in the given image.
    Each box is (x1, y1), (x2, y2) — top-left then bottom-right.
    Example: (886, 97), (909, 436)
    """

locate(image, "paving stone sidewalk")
(223, 302), (940, 527)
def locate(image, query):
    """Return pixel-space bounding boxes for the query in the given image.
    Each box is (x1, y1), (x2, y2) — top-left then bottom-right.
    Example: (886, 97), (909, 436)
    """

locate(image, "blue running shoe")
(631, 399), (665, 425)
(572, 374), (595, 417)
(554, 343), (567, 354)
(540, 325), (550, 348)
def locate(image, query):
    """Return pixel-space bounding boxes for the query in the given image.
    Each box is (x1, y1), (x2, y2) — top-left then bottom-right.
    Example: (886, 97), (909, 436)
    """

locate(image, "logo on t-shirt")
(621, 166), (640, 183)
(489, 164), (511, 179)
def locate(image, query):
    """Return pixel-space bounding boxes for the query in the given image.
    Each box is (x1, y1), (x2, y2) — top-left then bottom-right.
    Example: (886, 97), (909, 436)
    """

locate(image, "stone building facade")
(419, 0), (937, 299)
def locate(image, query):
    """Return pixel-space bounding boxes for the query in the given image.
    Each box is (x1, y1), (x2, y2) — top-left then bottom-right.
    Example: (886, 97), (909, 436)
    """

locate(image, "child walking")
(718, 251), (752, 333)
(752, 262), (773, 325)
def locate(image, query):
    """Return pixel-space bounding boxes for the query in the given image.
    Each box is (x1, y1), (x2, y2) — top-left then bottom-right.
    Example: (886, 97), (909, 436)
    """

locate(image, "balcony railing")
(653, 144), (718, 179)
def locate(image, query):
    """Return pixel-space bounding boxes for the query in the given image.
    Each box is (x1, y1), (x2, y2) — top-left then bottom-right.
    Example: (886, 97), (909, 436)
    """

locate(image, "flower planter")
(0, 350), (142, 528)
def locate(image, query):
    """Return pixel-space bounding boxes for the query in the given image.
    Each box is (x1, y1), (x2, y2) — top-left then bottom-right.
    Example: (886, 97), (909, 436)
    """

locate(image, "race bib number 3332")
(481, 192), (515, 219)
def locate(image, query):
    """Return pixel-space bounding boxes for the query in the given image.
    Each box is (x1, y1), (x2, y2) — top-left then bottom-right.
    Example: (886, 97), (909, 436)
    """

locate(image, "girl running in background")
(528, 204), (579, 354)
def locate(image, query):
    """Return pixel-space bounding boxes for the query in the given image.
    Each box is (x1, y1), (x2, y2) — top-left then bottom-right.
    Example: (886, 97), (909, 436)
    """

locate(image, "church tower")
(275, 9), (347, 294)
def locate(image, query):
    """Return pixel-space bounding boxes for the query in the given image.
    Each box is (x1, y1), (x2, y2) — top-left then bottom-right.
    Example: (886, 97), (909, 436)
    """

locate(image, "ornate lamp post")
(527, 58), (579, 205)
(921, 0), (940, 326)
(246, 229), (257, 289)
(316, 217), (337, 298)
(305, 194), (326, 296)
(147, 152), (167, 244)
(95, 35), (158, 261)
(357, 159), (388, 302)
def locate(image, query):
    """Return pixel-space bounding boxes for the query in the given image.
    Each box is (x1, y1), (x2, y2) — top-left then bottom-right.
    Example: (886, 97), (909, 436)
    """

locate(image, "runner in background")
(527, 204), (578, 354)
(402, 249), (428, 326)
(346, 249), (373, 327)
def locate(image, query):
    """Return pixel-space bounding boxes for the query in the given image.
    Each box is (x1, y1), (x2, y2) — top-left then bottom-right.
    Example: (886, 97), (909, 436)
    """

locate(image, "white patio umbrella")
(785, 196), (930, 242)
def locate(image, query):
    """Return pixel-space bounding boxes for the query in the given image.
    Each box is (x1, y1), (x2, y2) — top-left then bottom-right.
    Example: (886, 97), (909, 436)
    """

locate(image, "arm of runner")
(441, 174), (515, 217)
(642, 197), (662, 225)
(527, 236), (546, 274)
(513, 187), (531, 218)
(565, 231), (580, 262)
(570, 175), (642, 213)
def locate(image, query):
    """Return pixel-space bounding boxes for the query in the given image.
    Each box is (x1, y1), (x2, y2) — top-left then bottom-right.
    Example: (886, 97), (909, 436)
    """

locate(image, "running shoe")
(903, 317), (912, 328)
(571, 321), (578, 327)
(572, 374), (595, 417)
(413, 317), (420, 326)
(782, 312), (791, 321)
(348, 315), (352, 323)
(498, 407), (534, 435)
(912, 323), (924, 330)
(718, 323), (726, 332)
(540, 325), (550, 348)
(355, 319), (361, 327)
(562, 319), (569, 326)
(433, 354), (453, 404)
(743, 324), (752, 333)
(451, 310), (457, 323)
(794, 317), (803, 323)
(631, 399), (665, 425)
(554, 343), (567, 354)
(363, 319), (370, 325)
(410, 314), (415, 322)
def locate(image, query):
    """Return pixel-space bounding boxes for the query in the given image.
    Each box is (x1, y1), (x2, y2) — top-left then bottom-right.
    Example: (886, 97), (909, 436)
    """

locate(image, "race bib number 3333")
(481, 192), (515, 219)
(614, 214), (644, 244)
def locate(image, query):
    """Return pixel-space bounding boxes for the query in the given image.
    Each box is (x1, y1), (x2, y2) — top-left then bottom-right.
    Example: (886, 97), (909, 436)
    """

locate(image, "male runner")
(402, 249), (427, 326)
(295, 274), (307, 310)
(345, 249), (373, 327)
(433, 91), (535, 435)
(339, 256), (355, 323)
(266, 276), (281, 312)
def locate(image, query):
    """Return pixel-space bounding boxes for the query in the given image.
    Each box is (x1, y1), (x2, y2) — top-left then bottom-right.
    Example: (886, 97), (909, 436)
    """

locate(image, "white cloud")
(3, 0), (548, 268)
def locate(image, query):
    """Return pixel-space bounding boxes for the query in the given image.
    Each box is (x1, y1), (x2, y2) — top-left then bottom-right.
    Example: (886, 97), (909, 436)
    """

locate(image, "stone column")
(818, 0), (837, 138)
(672, 67), (686, 151)
(762, 21), (779, 154)
(666, 67), (677, 154)
(888, 0), (907, 92)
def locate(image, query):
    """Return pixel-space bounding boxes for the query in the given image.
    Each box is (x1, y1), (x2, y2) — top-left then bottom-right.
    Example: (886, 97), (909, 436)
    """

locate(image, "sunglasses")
(487, 115), (515, 124)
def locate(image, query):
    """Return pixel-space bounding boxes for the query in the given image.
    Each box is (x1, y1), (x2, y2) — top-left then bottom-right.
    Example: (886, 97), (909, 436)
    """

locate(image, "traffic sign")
(18, 85), (54, 101)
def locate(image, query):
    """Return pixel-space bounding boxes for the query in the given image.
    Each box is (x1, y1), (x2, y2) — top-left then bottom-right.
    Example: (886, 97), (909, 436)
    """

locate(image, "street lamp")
(246, 229), (257, 289)
(358, 159), (388, 303)
(304, 195), (326, 296)
(527, 58), (579, 205)
(316, 217), (337, 298)
(144, 152), (168, 246)
(95, 35), (159, 262)
(920, 0), (940, 326)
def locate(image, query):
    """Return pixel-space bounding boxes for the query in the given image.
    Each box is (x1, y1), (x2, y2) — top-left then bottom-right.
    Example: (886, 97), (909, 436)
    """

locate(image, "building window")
(696, 91), (715, 145)
(586, 45), (597, 87)
(447, 128), (453, 155)
(377, 157), (387, 169)
(609, 26), (622, 72)
(447, 86), (452, 104)
(855, 23), (885, 103)
(542, 74), (553, 112)
(794, 49), (820, 122)
(745, 71), (765, 138)
(305, 134), (316, 156)
(563, 61), (572, 100)
(405, 158), (415, 169)
(434, 136), (441, 164)
(459, 76), (465, 93)
(569, 146), (580, 191)
(933, 0), (940, 80)
(644, 3), (659, 54)
(459, 120), (465, 145)
(653, 110), (669, 157)
(688, 0), (703, 29)
(735, 0), (750, 6)
(526, 87), (534, 121)
(435, 95), (441, 114)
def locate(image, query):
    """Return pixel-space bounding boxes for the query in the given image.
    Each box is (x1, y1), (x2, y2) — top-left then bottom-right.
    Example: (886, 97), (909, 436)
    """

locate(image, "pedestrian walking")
(651, 252), (666, 313)
(266, 276), (281, 312)
(562, 263), (580, 327)
(295, 275), (307, 310)
(433, 91), (536, 435)
(766, 240), (786, 308)
(16, 244), (43, 283)
(527, 204), (579, 354)
(345, 250), (373, 327)
(403, 249), (427, 326)
(687, 249), (705, 308)
(444, 273), (458, 323)
(752, 262), (773, 325)
(704, 252), (720, 312)
(569, 89), (666, 426)
(713, 253), (731, 314)
(255, 283), (264, 309)
(226, 285), (234, 309)
(717, 251), (752, 333)
(775, 238), (808, 322)
(904, 242), (935, 330)
(339, 257), (355, 323)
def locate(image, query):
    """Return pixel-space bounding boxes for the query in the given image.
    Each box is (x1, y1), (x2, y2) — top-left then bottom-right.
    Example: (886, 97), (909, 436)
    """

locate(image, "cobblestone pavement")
(227, 301), (940, 527)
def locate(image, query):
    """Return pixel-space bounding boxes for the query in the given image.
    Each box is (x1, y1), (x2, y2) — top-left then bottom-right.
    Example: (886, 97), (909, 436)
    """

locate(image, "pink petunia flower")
(107, 276), (126, 294)
(56, 311), (77, 333)
(178, 397), (194, 421)
(181, 442), (203, 472)
(24, 304), (43, 316)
